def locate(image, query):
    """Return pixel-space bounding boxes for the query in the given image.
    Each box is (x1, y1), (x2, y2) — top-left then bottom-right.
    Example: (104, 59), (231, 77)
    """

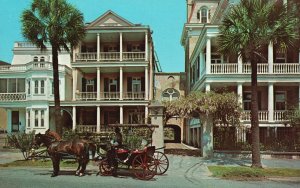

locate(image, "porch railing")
(123, 92), (145, 100)
(100, 92), (120, 100)
(0, 93), (26, 101)
(76, 53), (97, 61)
(273, 63), (300, 74)
(100, 52), (120, 61)
(75, 92), (97, 100)
(274, 110), (287, 121)
(211, 63), (238, 74)
(209, 63), (300, 74)
(77, 125), (97, 133)
(242, 111), (269, 121)
(123, 52), (145, 60)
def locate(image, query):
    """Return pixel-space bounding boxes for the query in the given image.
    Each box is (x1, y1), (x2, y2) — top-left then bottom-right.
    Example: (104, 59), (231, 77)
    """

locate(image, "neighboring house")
(181, 0), (300, 148)
(0, 10), (156, 134)
(154, 72), (186, 143)
(0, 61), (9, 132)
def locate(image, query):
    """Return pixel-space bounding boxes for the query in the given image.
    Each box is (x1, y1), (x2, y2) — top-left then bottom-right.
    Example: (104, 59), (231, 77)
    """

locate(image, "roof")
(86, 10), (135, 28)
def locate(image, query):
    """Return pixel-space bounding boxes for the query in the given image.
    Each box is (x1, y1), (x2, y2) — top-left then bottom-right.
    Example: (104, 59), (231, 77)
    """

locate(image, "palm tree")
(218, 0), (298, 167)
(21, 0), (85, 136)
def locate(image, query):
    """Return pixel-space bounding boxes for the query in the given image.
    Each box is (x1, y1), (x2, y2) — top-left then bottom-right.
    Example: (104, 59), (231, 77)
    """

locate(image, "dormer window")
(197, 7), (209, 23)
(40, 57), (45, 62)
(33, 56), (38, 62)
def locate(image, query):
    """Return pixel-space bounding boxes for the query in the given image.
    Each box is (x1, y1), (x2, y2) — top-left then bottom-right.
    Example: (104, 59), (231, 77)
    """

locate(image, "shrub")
(6, 131), (35, 159)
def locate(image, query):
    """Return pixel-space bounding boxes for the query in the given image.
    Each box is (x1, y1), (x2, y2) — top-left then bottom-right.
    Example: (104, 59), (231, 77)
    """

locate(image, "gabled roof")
(86, 10), (134, 28)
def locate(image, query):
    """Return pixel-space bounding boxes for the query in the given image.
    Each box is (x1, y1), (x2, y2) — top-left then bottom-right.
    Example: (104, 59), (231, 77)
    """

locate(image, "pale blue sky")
(0, 0), (186, 72)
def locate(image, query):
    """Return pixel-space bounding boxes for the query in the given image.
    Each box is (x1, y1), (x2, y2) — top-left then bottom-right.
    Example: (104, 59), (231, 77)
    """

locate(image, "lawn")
(208, 166), (300, 180)
(0, 159), (78, 168)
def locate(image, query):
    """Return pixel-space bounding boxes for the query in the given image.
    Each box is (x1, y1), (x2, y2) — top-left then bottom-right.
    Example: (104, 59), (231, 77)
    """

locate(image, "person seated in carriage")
(107, 127), (123, 176)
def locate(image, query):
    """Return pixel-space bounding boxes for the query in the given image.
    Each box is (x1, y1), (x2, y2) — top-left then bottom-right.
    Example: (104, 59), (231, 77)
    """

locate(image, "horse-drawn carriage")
(32, 124), (169, 180)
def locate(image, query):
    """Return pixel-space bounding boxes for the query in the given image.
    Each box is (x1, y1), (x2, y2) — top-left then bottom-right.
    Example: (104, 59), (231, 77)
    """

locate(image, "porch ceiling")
(83, 32), (145, 43)
(77, 66), (145, 73)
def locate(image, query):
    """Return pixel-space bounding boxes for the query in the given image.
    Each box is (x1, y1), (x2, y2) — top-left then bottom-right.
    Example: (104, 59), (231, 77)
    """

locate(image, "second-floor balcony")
(0, 92), (26, 101)
(75, 92), (145, 101)
(75, 51), (145, 62)
(241, 110), (288, 122)
(210, 63), (300, 74)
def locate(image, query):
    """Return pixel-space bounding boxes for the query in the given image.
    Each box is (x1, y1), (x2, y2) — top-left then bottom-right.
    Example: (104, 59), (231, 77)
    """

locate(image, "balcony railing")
(209, 63), (300, 74)
(100, 92), (120, 100)
(123, 92), (145, 100)
(77, 125), (97, 133)
(242, 111), (269, 121)
(273, 63), (300, 74)
(75, 52), (146, 62)
(0, 62), (71, 74)
(0, 93), (26, 101)
(123, 52), (145, 60)
(242, 110), (288, 122)
(75, 92), (97, 100)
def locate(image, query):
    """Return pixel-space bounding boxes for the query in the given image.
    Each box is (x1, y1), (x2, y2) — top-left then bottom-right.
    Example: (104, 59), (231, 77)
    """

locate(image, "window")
(275, 91), (286, 110)
(211, 54), (222, 64)
(34, 80), (39, 94)
(86, 79), (95, 92)
(243, 92), (252, 110)
(162, 88), (180, 101)
(132, 78), (141, 92)
(275, 46), (287, 63)
(132, 44), (141, 52)
(109, 79), (118, 92)
(41, 110), (44, 127)
(128, 110), (144, 124)
(197, 7), (209, 23)
(33, 56), (38, 62)
(51, 81), (54, 95)
(40, 57), (45, 62)
(40, 80), (45, 94)
(35, 110), (38, 127)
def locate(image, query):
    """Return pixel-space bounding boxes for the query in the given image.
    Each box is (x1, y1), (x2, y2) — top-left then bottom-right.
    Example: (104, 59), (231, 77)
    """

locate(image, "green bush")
(6, 131), (35, 160)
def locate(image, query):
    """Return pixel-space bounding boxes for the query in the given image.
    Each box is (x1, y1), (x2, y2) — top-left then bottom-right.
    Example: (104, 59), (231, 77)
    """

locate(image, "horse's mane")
(45, 129), (62, 141)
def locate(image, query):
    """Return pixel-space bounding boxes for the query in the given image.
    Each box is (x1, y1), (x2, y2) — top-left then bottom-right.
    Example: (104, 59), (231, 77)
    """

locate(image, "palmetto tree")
(218, 0), (298, 167)
(21, 0), (85, 136)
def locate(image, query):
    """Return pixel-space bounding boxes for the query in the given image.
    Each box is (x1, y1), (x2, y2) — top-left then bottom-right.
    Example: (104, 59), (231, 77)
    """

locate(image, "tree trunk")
(52, 45), (62, 136)
(250, 60), (262, 168)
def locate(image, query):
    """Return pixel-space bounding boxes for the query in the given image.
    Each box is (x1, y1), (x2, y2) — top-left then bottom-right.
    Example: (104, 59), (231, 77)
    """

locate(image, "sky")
(0, 0), (186, 72)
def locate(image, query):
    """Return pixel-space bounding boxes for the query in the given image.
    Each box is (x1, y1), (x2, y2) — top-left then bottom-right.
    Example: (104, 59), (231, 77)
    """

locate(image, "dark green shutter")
(104, 78), (109, 92)
(141, 77), (145, 92)
(82, 78), (86, 92)
(127, 77), (132, 92)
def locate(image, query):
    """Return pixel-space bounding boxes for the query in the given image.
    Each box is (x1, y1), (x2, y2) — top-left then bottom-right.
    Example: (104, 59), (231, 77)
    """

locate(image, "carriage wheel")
(153, 151), (169, 175)
(99, 158), (113, 176)
(131, 154), (157, 180)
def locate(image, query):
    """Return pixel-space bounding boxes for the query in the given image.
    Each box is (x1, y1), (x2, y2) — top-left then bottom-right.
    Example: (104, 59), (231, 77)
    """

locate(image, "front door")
(11, 111), (19, 132)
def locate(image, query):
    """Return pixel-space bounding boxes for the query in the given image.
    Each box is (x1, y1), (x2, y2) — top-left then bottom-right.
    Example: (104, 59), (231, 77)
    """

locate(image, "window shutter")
(117, 77), (120, 92)
(127, 77), (132, 92)
(82, 78), (86, 92)
(141, 77), (145, 92)
(94, 78), (97, 91)
(104, 78), (109, 92)
(127, 44), (132, 52)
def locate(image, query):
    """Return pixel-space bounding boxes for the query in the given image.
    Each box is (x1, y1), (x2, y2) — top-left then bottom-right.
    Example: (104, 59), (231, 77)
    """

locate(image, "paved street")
(0, 151), (300, 188)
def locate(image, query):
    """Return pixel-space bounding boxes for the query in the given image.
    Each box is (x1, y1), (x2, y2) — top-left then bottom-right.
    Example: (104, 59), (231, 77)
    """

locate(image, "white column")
(238, 54), (243, 74)
(120, 32), (123, 61)
(72, 68), (77, 101)
(237, 83), (243, 106)
(298, 84), (300, 109)
(30, 109), (34, 131)
(206, 37), (211, 74)
(145, 106), (148, 124)
(268, 41), (274, 73)
(97, 106), (101, 133)
(205, 83), (210, 92)
(72, 106), (76, 131)
(145, 67), (149, 100)
(120, 106), (123, 124)
(38, 110), (41, 127)
(145, 32), (148, 61)
(97, 33), (100, 61)
(268, 83), (274, 122)
(120, 67), (123, 100)
(97, 67), (101, 100)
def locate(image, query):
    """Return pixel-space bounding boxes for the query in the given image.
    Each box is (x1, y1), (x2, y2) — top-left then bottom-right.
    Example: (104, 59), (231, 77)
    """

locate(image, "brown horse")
(34, 133), (90, 177)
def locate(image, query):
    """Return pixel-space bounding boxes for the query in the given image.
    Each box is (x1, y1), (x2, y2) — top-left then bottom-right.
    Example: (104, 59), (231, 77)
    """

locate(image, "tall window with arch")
(197, 6), (209, 23)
